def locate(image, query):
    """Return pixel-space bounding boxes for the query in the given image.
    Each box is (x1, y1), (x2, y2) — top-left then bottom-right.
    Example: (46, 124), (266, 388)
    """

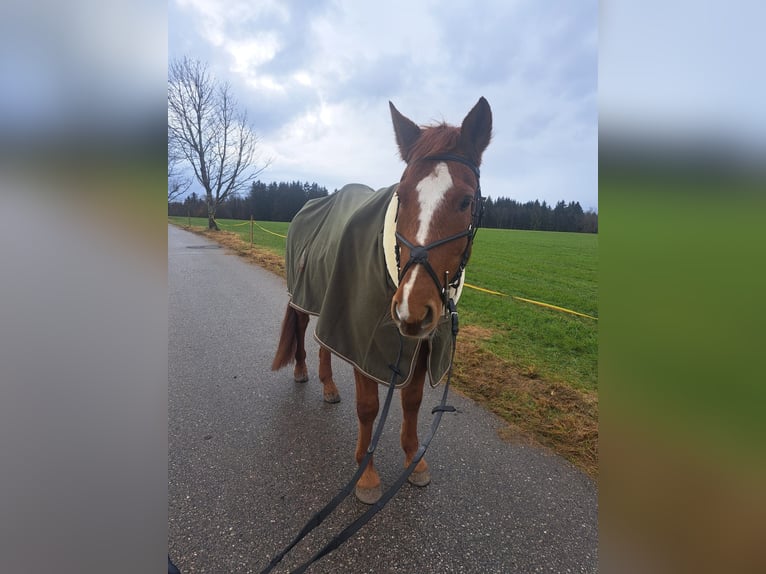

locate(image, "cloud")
(170, 0), (599, 209)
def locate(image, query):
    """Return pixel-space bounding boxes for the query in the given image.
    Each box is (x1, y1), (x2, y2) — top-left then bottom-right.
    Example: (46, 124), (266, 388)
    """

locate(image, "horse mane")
(408, 123), (461, 161)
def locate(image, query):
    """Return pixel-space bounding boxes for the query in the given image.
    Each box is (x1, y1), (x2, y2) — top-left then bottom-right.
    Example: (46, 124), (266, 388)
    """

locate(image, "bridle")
(394, 153), (484, 312)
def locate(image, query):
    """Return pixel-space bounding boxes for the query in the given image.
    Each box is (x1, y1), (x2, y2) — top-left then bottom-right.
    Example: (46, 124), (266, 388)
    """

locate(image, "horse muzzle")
(391, 298), (439, 339)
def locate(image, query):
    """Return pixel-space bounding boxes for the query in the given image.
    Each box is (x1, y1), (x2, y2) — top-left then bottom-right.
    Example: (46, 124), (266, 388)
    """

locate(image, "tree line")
(482, 197), (597, 233)
(170, 182), (597, 233)
(168, 180), (329, 222)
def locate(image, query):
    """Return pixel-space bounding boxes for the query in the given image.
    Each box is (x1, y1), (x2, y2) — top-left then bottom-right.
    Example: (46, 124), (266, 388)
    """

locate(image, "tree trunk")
(207, 202), (219, 230)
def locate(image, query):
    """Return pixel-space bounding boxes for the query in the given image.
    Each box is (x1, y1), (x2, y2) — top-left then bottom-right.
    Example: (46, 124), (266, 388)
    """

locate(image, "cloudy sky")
(169, 0), (598, 211)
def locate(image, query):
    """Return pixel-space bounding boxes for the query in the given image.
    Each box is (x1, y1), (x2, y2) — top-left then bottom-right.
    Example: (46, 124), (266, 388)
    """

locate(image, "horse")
(271, 98), (492, 505)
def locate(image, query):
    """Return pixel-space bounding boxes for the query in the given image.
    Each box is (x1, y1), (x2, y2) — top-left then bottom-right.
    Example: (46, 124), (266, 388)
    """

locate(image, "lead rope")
(259, 333), (405, 574)
(289, 300), (460, 574)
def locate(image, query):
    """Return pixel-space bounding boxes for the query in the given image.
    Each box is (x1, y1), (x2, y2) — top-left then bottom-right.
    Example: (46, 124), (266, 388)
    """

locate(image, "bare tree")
(168, 57), (269, 229)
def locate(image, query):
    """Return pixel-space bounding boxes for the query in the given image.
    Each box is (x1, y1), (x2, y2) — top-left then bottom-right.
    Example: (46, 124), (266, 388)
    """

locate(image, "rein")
(260, 312), (459, 574)
(259, 335), (405, 574)
(290, 305), (460, 574)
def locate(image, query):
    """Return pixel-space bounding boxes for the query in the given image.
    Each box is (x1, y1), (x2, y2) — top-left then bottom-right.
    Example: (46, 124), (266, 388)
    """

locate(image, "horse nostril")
(423, 305), (434, 325)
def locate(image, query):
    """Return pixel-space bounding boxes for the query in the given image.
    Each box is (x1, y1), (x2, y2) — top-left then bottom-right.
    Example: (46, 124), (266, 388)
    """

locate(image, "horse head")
(389, 98), (492, 338)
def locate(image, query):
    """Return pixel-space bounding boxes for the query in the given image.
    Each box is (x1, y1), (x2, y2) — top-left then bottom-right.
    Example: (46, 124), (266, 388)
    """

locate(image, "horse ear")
(460, 97), (492, 165)
(389, 101), (422, 163)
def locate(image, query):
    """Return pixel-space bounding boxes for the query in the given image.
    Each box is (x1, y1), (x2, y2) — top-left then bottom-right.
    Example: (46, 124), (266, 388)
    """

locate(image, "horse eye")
(459, 196), (472, 211)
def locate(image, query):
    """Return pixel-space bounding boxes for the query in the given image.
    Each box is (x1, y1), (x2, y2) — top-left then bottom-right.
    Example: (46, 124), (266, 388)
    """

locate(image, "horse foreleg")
(354, 370), (382, 504)
(400, 345), (430, 487)
(293, 310), (310, 382)
(318, 346), (340, 403)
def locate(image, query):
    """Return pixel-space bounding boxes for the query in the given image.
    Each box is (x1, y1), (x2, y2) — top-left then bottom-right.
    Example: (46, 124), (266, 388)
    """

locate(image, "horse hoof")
(294, 372), (308, 383)
(355, 484), (382, 505)
(408, 469), (431, 487)
(323, 392), (341, 404)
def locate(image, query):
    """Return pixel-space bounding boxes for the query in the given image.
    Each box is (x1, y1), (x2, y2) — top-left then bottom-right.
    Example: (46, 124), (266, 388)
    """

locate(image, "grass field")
(169, 215), (598, 474)
(460, 228), (597, 390)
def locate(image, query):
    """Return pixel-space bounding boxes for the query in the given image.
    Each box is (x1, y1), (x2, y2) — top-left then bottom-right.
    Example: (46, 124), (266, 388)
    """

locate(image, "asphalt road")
(168, 225), (598, 574)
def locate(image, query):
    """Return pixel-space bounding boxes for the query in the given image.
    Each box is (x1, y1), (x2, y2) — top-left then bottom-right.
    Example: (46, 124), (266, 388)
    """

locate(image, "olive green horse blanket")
(285, 183), (463, 387)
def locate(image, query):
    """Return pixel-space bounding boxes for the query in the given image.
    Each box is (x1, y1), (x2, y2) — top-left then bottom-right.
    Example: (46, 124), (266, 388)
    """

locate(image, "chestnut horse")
(272, 98), (492, 505)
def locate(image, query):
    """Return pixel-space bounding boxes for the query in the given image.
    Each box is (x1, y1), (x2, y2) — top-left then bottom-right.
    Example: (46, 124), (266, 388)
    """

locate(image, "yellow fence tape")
(253, 221), (287, 239)
(463, 282), (597, 320)
(511, 295), (598, 320)
(463, 282), (505, 296)
(211, 218), (288, 238)
(211, 219), (241, 228)
(213, 219), (250, 228)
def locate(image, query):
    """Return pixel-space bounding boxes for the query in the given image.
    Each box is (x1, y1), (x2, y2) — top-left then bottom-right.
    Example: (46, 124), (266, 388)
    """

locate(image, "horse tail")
(271, 305), (299, 371)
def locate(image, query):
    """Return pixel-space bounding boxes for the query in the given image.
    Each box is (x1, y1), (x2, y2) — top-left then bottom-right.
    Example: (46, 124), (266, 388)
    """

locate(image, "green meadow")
(169, 216), (598, 392)
(461, 228), (597, 391)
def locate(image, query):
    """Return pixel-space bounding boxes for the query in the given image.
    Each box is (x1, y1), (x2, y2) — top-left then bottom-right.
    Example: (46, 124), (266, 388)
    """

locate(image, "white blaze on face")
(397, 163), (453, 322)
